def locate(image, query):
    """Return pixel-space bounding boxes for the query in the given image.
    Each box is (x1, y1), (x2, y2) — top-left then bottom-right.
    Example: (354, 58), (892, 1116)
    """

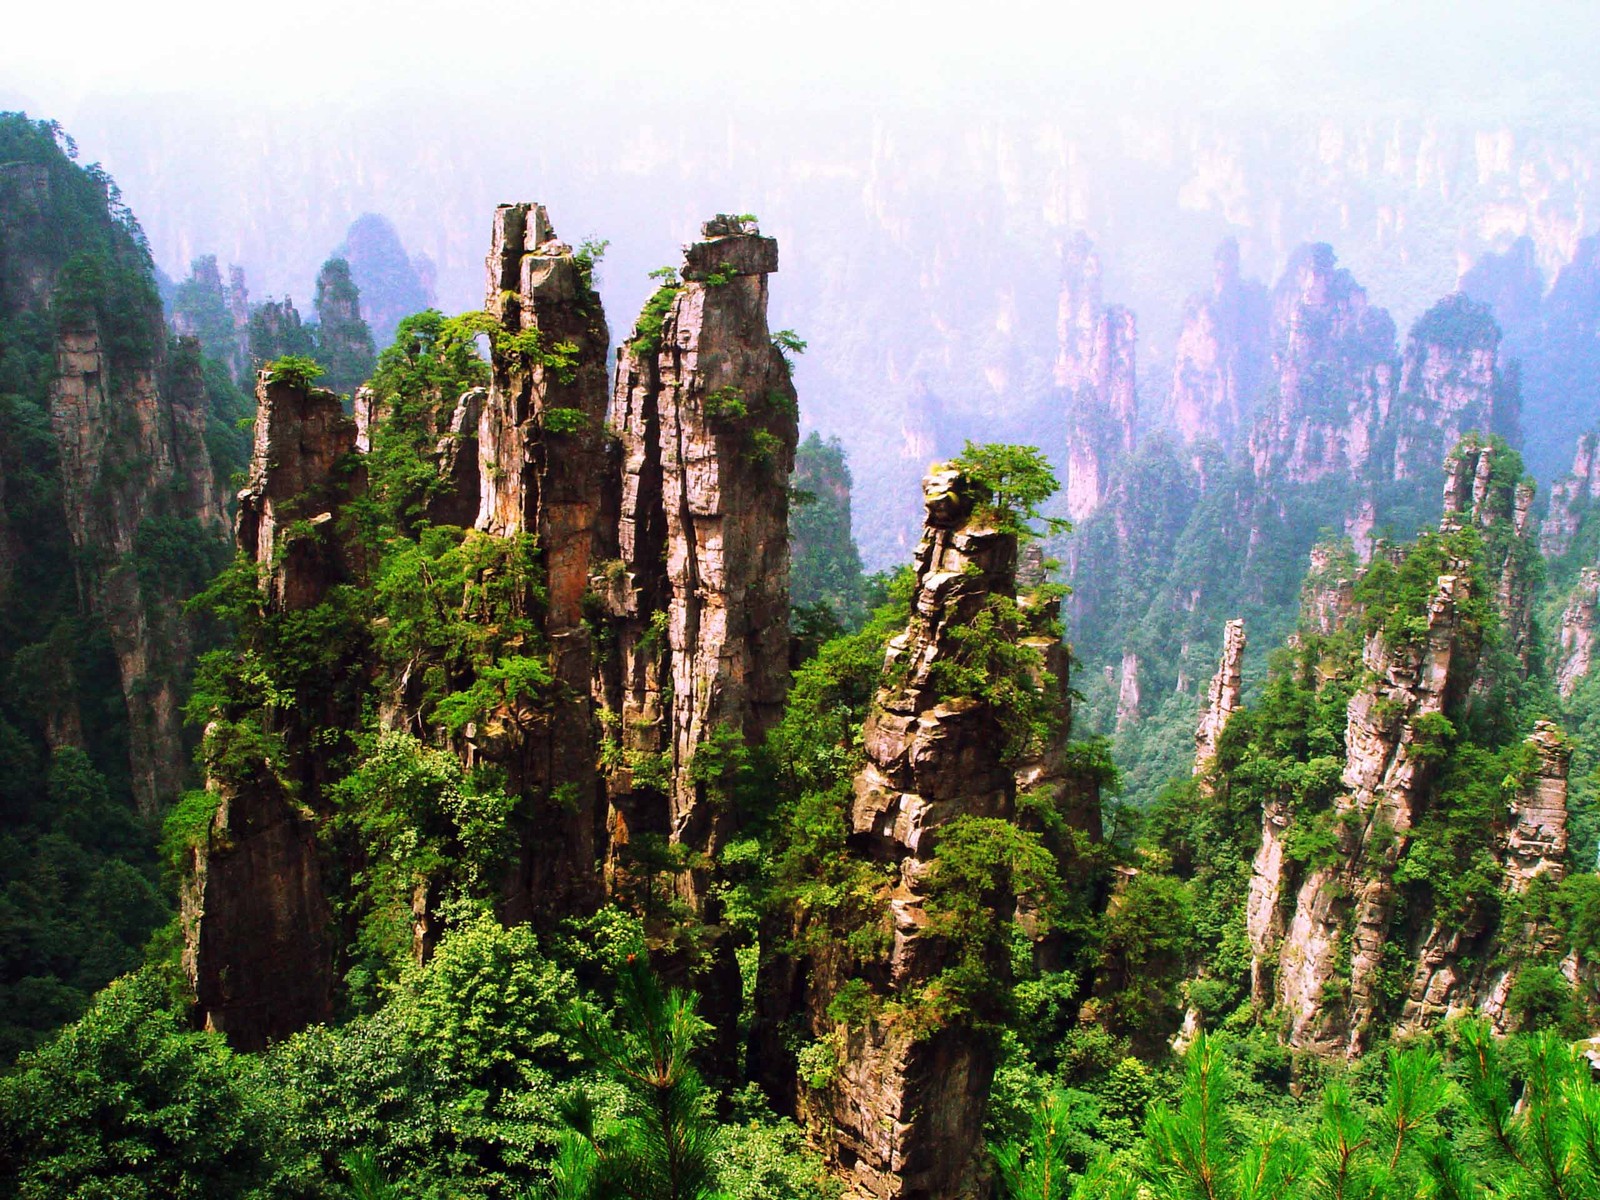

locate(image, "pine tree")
(553, 959), (726, 1200)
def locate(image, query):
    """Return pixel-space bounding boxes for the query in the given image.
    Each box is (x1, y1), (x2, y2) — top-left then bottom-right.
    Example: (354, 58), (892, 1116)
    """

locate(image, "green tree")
(950, 441), (1070, 539)
(0, 969), (275, 1198)
(554, 959), (726, 1200)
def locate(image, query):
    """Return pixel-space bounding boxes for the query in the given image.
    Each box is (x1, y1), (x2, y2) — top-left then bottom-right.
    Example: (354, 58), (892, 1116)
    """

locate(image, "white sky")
(3, 0), (1527, 112)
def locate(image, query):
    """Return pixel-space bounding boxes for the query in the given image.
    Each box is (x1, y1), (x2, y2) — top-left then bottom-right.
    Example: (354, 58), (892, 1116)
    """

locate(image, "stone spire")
(601, 214), (798, 905)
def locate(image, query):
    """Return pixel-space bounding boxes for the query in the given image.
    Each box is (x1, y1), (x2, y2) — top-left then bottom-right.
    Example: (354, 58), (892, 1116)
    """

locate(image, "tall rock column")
(475, 203), (613, 916)
(48, 319), (222, 814)
(1276, 566), (1476, 1056)
(603, 216), (798, 902)
(184, 370), (357, 1049)
(1057, 234), (1136, 522)
(1171, 238), (1269, 451)
(805, 466), (1017, 1200)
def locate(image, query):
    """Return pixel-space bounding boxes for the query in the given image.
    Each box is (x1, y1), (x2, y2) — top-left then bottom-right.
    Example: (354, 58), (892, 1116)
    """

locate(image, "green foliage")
(313, 256), (378, 397)
(789, 433), (866, 626)
(929, 592), (1058, 764)
(0, 968), (275, 1198)
(266, 353), (327, 389)
(330, 734), (517, 972)
(556, 959), (724, 1200)
(920, 816), (1064, 1029)
(702, 386), (748, 423)
(632, 279), (682, 355)
(951, 441), (1070, 539)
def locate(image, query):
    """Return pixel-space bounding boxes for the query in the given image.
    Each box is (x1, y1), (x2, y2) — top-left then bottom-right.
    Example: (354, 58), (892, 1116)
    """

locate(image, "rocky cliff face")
(601, 215), (798, 908)
(1276, 565), (1477, 1056)
(1541, 433), (1600, 560)
(0, 146), (228, 816)
(474, 204), (613, 916)
(1557, 568), (1600, 697)
(185, 370), (358, 1045)
(234, 373), (359, 610)
(1171, 240), (1270, 452)
(1396, 721), (1570, 1035)
(1393, 295), (1516, 480)
(1222, 435), (1554, 1056)
(1249, 244), (1398, 486)
(796, 466), (1019, 1200)
(1439, 436), (1537, 673)
(1194, 619), (1245, 772)
(1058, 235), (1136, 522)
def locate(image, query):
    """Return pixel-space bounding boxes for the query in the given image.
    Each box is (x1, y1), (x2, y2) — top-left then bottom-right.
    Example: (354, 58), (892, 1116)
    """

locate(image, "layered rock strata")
(475, 204), (613, 917)
(1057, 234), (1137, 522)
(802, 465), (1019, 1200)
(1276, 565), (1477, 1056)
(601, 215), (798, 905)
(1194, 619), (1245, 772)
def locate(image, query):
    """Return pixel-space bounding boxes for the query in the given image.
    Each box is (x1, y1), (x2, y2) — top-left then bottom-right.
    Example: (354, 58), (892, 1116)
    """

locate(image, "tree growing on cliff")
(951, 441), (1071, 540)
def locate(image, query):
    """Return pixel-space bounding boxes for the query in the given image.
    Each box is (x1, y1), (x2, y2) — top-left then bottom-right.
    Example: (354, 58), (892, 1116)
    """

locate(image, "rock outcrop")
(1557, 568), (1600, 697)
(1194, 619), (1245, 772)
(601, 215), (798, 906)
(1440, 435), (1536, 674)
(1171, 239), (1269, 452)
(1394, 295), (1516, 480)
(1058, 235), (1136, 522)
(186, 370), (358, 1046)
(1541, 433), (1600, 560)
(802, 465), (1019, 1200)
(1276, 565), (1477, 1056)
(1249, 244), (1398, 486)
(48, 301), (223, 815)
(235, 372), (360, 611)
(1398, 721), (1571, 1034)
(180, 726), (335, 1051)
(474, 203), (613, 916)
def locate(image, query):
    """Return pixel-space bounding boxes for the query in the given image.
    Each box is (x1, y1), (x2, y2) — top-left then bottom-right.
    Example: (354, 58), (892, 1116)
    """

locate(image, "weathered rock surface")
(1398, 721), (1571, 1034)
(1557, 568), (1600, 697)
(1194, 619), (1245, 772)
(1542, 432), (1600, 560)
(1441, 436), (1536, 674)
(1171, 239), (1269, 452)
(473, 205), (613, 916)
(809, 465), (1018, 1200)
(601, 215), (798, 905)
(48, 317), (222, 814)
(1249, 244), (1398, 486)
(1276, 565), (1476, 1056)
(181, 727), (335, 1051)
(235, 371), (359, 608)
(1058, 234), (1136, 522)
(1393, 295), (1515, 480)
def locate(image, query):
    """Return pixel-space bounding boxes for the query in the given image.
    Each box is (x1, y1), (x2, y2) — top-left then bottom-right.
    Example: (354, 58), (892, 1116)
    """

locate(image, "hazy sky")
(6, 0), (1594, 119)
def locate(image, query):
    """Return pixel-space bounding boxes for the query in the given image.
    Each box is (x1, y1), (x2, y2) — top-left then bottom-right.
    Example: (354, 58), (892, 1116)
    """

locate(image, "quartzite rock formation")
(1171, 239), (1269, 452)
(2, 155), (227, 816)
(1249, 243), (1398, 487)
(1557, 568), (1600, 697)
(1542, 432), (1600, 560)
(1398, 720), (1570, 1035)
(185, 369), (357, 1046)
(789, 465), (1022, 1200)
(474, 203), (613, 918)
(1058, 234), (1137, 522)
(1194, 618), (1246, 773)
(600, 215), (798, 907)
